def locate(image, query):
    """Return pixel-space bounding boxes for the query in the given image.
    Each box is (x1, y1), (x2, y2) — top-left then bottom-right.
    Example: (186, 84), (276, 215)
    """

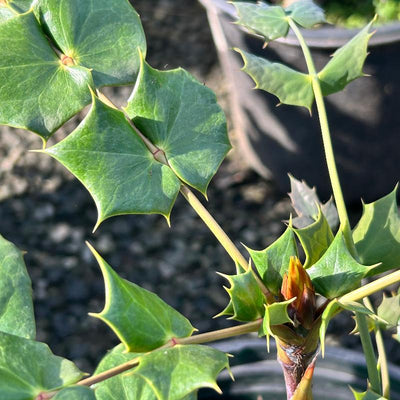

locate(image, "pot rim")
(209, 0), (400, 48)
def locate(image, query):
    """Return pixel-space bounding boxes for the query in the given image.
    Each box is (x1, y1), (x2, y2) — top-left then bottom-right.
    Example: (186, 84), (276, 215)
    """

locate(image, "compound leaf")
(247, 226), (298, 295)
(236, 49), (314, 110)
(0, 235), (35, 339)
(125, 58), (230, 196)
(233, 2), (289, 41)
(286, 0), (326, 28)
(376, 292), (400, 329)
(95, 344), (228, 400)
(318, 19), (375, 96)
(53, 387), (96, 400)
(44, 96), (181, 228)
(0, 12), (93, 141)
(88, 244), (195, 353)
(353, 187), (400, 276)
(293, 208), (334, 268)
(37, 0), (146, 87)
(0, 331), (84, 400)
(307, 231), (375, 298)
(219, 269), (265, 322)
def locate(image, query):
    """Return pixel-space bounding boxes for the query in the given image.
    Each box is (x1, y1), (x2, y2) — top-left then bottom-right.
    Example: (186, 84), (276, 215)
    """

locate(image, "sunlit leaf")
(286, 0), (326, 28)
(53, 386), (96, 400)
(319, 300), (340, 357)
(376, 292), (400, 329)
(125, 57), (230, 196)
(0, 235), (35, 339)
(88, 244), (195, 352)
(351, 388), (387, 400)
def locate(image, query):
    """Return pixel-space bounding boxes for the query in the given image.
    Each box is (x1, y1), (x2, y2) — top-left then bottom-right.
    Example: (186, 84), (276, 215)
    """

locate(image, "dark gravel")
(0, 0), (398, 380)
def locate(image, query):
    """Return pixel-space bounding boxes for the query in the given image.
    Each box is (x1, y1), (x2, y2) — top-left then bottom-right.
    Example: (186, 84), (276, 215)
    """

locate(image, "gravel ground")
(0, 0), (398, 382)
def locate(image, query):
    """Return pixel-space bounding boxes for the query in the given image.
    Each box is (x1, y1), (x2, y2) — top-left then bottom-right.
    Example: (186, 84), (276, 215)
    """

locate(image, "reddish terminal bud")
(61, 54), (75, 66)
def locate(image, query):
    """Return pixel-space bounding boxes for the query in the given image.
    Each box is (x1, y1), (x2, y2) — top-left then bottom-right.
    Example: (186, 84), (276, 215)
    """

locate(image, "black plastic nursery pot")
(198, 337), (400, 400)
(207, 0), (400, 203)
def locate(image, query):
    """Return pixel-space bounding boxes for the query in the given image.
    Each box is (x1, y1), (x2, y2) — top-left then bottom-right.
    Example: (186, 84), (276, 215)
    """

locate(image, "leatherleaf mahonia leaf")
(0, 12), (93, 141)
(289, 175), (339, 230)
(351, 388), (387, 400)
(377, 292), (400, 329)
(124, 57), (231, 196)
(53, 387), (96, 400)
(285, 0), (326, 28)
(44, 96), (181, 228)
(88, 243), (195, 352)
(307, 231), (375, 298)
(218, 268), (265, 322)
(95, 344), (229, 400)
(246, 226), (298, 295)
(318, 19), (375, 96)
(353, 187), (400, 276)
(0, 331), (84, 400)
(0, 0), (33, 22)
(0, 235), (35, 339)
(236, 49), (314, 110)
(293, 208), (334, 268)
(37, 0), (146, 87)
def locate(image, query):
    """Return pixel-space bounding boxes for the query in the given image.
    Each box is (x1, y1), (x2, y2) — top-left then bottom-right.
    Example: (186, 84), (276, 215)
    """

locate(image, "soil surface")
(0, 0), (398, 384)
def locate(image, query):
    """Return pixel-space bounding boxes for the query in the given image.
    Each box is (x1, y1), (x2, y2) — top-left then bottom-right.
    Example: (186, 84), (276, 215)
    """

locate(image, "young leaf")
(53, 386), (96, 400)
(376, 292), (400, 329)
(318, 19), (375, 96)
(351, 388), (387, 400)
(44, 96), (181, 228)
(219, 269), (265, 322)
(293, 208), (334, 268)
(0, 331), (84, 399)
(285, 0), (326, 28)
(233, 2), (289, 41)
(353, 187), (400, 276)
(246, 226), (298, 295)
(88, 244), (195, 352)
(288, 175), (339, 230)
(236, 49), (314, 110)
(0, 235), (35, 339)
(37, 0), (146, 87)
(95, 344), (228, 400)
(307, 231), (375, 298)
(0, 12), (93, 141)
(124, 57), (231, 196)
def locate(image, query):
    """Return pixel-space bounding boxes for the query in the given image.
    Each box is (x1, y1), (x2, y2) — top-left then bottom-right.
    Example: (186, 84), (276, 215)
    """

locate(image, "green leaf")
(0, 3), (16, 21)
(353, 187), (400, 276)
(247, 226), (298, 295)
(0, 0), (33, 21)
(37, 0), (146, 87)
(95, 344), (228, 400)
(307, 231), (375, 298)
(53, 386), (96, 400)
(0, 235), (35, 339)
(233, 2), (289, 41)
(286, 0), (326, 28)
(293, 208), (334, 268)
(338, 299), (387, 326)
(351, 388), (387, 400)
(0, 331), (84, 399)
(44, 96), (181, 228)
(318, 19), (375, 96)
(0, 12), (93, 141)
(124, 58), (231, 196)
(236, 49), (314, 110)
(88, 243), (195, 352)
(218, 269), (265, 322)
(376, 292), (400, 329)
(319, 300), (340, 357)
(288, 174), (339, 230)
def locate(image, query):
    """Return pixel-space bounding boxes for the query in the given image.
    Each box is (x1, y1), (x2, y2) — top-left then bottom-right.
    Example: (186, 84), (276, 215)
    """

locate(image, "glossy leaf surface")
(0, 331), (83, 399)
(285, 0), (325, 28)
(53, 386), (96, 400)
(0, 0), (32, 21)
(219, 269), (265, 322)
(307, 231), (374, 298)
(236, 49), (314, 110)
(288, 175), (339, 230)
(95, 344), (228, 400)
(37, 0), (146, 87)
(45, 97), (181, 227)
(247, 226), (298, 294)
(293, 209), (334, 268)
(353, 187), (400, 275)
(351, 388), (387, 400)
(0, 12), (93, 141)
(125, 59), (230, 195)
(377, 292), (400, 329)
(88, 244), (195, 352)
(0, 235), (35, 339)
(319, 20), (374, 96)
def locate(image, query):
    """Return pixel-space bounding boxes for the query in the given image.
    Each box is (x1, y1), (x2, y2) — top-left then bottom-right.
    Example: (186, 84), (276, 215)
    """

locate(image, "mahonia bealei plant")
(0, 0), (399, 399)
